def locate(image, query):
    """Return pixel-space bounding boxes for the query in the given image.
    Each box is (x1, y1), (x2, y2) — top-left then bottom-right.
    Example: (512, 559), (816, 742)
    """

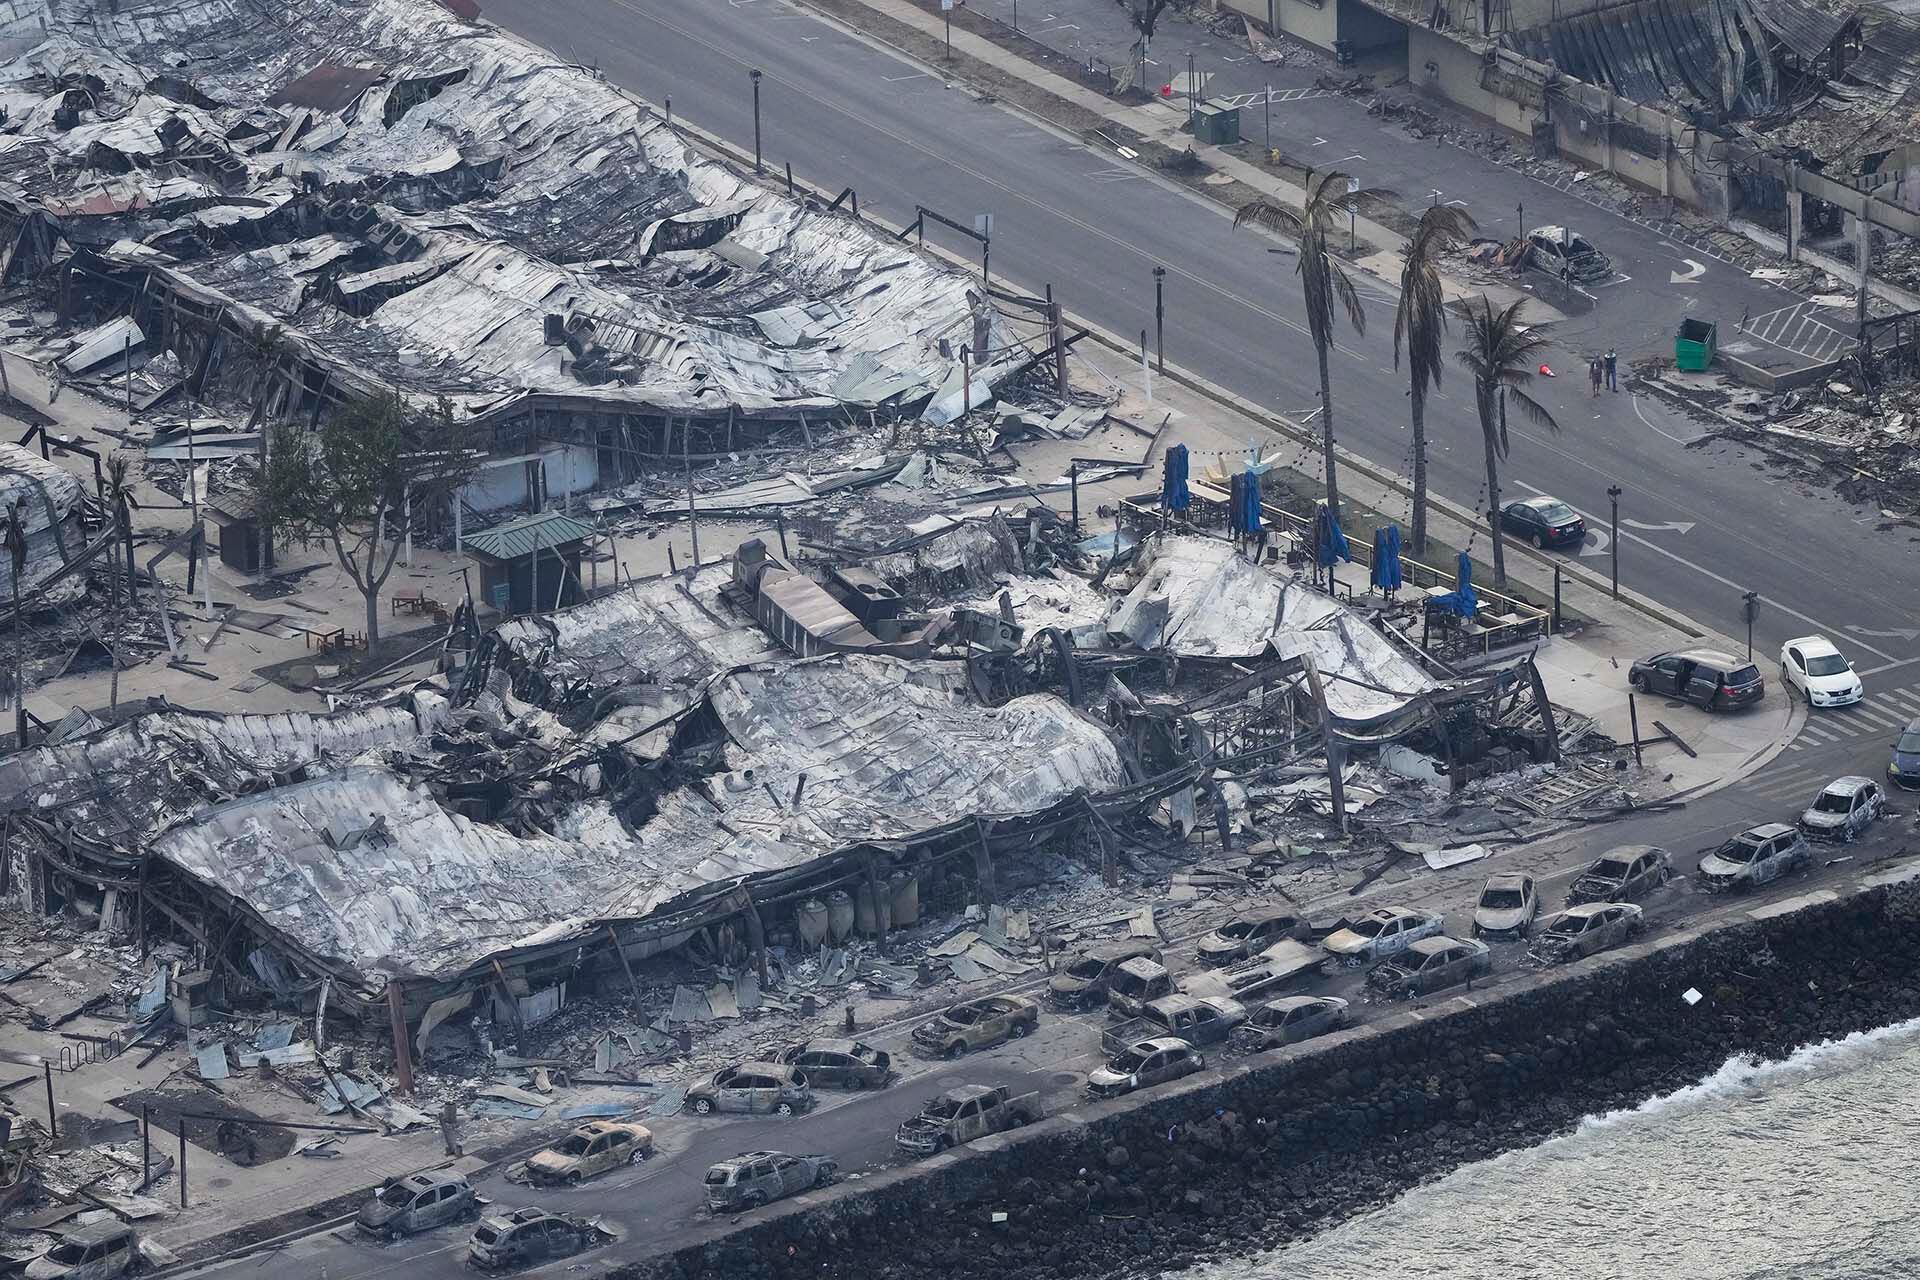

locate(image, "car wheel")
(566, 1172), (582, 1187)
(629, 1148), (647, 1166)
(1629, 672), (1646, 692)
(1531, 534), (1545, 550)
(816, 1165), (837, 1187)
(945, 1042), (966, 1060)
(693, 1098), (713, 1115)
(776, 1102), (796, 1117)
(387, 1228), (404, 1243)
(1006, 1114), (1026, 1128)
(745, 1192), (767, 1210)
(1010, 1022), (1029, 1039)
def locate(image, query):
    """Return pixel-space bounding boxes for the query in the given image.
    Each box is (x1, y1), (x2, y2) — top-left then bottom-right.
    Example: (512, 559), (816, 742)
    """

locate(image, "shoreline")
(614, 864), (1920, 1280)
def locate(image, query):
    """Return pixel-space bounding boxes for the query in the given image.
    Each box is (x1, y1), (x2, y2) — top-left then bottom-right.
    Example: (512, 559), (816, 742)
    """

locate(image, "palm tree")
(1234, 172), (1389, 520)
(1392, 205), (1476, 557)
(1455, 297), (1559, 589)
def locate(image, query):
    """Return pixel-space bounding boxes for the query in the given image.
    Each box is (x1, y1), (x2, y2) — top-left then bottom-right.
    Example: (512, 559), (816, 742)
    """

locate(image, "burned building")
(0, 0), (1036, 517)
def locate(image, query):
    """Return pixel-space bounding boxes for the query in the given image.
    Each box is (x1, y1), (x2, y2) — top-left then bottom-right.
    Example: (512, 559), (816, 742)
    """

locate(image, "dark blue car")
(1891, 718), (1920, 791)
(1500, 496), (1587, 550)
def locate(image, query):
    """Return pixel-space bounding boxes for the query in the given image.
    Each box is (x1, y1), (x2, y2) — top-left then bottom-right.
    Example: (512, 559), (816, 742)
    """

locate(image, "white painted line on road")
(1881, 689), (1920, 713)
(1862, 657), (1920, 678)
(1798, 721), (1840, 742)
(1507, 479), (1900, 664)
(1848, 705), (1903, 730)
(1630, 392), (1705, 445)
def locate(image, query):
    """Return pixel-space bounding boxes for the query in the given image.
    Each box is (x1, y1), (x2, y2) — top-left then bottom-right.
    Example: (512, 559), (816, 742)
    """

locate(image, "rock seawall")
(621, 876), (1920, 1280)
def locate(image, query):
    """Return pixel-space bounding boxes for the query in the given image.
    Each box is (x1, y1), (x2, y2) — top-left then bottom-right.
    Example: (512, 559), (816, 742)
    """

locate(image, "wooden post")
(1628, 692), (1643, 767)
(178, 1121), (187, 1209)
(1299, 656), (1347, 835)
(971, 817), (998, 906)
(43, 1061), (56, 1138)
(490, 958), (528, 1054)
(604, 925), (644, 1016)
(739, 890), (770, 986)
(386, 980), (415, 1096)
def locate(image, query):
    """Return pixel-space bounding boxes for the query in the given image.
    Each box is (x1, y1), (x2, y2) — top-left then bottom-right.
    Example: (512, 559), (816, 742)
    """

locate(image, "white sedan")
(1779, 635), (1863, 708)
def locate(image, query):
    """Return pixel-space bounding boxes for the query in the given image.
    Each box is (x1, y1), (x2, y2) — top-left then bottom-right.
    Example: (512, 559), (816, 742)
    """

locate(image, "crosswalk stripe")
(1878, 690), (1920, 718)
(1798, 721), (1841, 742)
(1850, 707), (1904, 731)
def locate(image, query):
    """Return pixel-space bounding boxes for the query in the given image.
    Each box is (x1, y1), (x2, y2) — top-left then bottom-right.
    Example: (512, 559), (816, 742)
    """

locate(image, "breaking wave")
(1186, 1015), (1920, 1280)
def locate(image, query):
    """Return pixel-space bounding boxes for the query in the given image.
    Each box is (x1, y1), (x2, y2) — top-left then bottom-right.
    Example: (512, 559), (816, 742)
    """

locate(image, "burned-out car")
(894, 1085), (1040, 1156)
(1086, 1036), (1205, 1100)
(1698, 823), (1811, 891)
(1048, 939), (1162, 1009)
(1472, 873), (1538, 941)
(1102, 993), (1246, 1056)
(467, 1208), (612, 1271)
(774, 1039), (891, 1089)
(1525, 225), (1611, 282)
(1195, 907), (1299, 966)
(1365, 936), (1491, 998)
(911, 995), (1039, 1059)
(356, 1169), (478, 1239)
(525, 1121), (653, 1185)
(1185, 939), (1324, 1002)
(1233, 995), (1350, 1051)
(703, 1151), (837, 1212)
(1798, 777), (1884, 843)
(686, 1061), (815, 1116)
(1567, 845), (1671, 905)
(1320, 907), (1445, 967)
(24, 1224), (137, 1280)
(1529, 902), (1643, 963)
(1104, 956), (1175, 1019)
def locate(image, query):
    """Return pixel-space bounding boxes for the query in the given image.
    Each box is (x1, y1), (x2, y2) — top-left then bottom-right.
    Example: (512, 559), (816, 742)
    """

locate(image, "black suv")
(1628, 648), (1763, 711)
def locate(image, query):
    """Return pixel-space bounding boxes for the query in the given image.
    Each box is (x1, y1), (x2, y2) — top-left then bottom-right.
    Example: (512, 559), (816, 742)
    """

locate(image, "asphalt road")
(478, 0), (1919, 681)
(173, 680), (1915, 1279)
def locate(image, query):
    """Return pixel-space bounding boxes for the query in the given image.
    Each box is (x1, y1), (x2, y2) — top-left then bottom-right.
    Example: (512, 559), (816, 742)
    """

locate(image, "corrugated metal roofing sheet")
(463, 511), (597, 560)
(1747, 0), (1853, 60)
(268, 64), (386, 114)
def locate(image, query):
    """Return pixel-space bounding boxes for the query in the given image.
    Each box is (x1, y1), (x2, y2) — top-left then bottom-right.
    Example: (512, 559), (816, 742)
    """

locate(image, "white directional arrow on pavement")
(1577, 528), (1611, 558)
(1669, 259), (1706, 284)
(1846, 624), (1920, 641)
(1621, 518), (1696, 534)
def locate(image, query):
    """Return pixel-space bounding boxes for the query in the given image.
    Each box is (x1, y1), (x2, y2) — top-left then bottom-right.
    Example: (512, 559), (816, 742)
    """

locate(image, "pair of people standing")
(1588, 348), (1618, 395)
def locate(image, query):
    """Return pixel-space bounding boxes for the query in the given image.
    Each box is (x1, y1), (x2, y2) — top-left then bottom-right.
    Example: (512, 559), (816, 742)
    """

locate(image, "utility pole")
(1607, 484), (1622, 600)
(749, 69), (763, 175)
(1264, 85), (1271, 152)
(1152, 265), (1166, 374)
(1186, 51), (1197, 133)
(943, 0), (953, 58)
(1741, 590), (1761, 660)
(1517, 201), (1524, 238)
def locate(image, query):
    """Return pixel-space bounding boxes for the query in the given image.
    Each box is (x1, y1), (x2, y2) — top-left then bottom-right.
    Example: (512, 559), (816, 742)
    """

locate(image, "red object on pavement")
(1160, 84), (1174, 97)
(1539, 363), (1555, 376)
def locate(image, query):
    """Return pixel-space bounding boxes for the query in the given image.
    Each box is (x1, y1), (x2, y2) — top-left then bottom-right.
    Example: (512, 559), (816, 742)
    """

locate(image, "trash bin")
(1192, 100), (1241, 145)
(1675, 318), (1717, 371)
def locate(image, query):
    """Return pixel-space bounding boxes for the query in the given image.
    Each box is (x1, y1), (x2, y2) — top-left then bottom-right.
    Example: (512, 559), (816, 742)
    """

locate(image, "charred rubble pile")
(653, 883), (1920, 1280)
(0, 516), (1596, 1091)
(0, 0), (1046, 526)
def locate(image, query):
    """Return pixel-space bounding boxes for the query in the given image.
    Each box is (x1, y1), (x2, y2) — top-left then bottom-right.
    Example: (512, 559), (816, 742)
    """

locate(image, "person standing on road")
(1588, 357), (1602, 397)
(1604, 347), (1618, 392)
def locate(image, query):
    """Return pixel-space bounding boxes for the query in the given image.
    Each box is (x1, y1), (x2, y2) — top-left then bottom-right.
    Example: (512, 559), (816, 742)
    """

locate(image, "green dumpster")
(1192, 100), (1241, 146)
(1675, 318), (1716, 371)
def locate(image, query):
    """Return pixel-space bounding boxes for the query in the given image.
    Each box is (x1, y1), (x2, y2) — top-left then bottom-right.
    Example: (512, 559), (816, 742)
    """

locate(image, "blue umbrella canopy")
(1162, 443), (1191, 512)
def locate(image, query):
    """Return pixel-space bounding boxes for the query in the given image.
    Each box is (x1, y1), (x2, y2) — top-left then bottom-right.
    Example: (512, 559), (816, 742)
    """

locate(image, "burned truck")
(894, 1085), (1041, 1157)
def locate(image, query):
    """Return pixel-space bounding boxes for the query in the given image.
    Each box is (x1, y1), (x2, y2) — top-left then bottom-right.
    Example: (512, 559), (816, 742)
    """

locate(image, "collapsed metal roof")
(134, 654), (1128, 992)
(1104, 535), (1437, 727)
(0, 441), (87, 609)
(0, 0), (1027, 421)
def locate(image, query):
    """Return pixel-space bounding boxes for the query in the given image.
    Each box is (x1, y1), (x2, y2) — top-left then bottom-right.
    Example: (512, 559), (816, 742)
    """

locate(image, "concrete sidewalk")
(1051, 330), (1801, 800)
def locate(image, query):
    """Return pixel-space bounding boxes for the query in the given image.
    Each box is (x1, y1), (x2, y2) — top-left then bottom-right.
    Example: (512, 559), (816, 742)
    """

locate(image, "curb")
(717, 0), (1749, 658)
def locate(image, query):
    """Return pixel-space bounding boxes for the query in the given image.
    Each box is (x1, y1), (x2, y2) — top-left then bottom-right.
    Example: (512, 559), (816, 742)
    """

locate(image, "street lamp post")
(1607, 484), (1622, 600)
(1187, 51), (1197, 133)
(1264, 85), (1271, 152)
(1742, 590), (1761, 660)
(1152, 265), (1166, 374)
(749, 70), (763, 175)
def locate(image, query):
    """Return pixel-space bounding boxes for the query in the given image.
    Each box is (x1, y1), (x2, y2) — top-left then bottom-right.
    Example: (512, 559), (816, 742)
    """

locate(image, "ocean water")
(1188, 1016), (1920, 1280)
